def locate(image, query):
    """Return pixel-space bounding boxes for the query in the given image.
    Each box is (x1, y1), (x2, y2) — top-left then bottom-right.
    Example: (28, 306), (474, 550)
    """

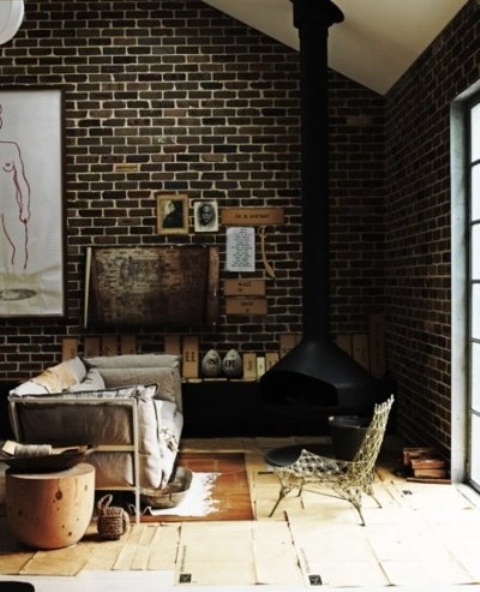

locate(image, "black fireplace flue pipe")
(260, 0), (380, 409)
(295, 0), (343, 338)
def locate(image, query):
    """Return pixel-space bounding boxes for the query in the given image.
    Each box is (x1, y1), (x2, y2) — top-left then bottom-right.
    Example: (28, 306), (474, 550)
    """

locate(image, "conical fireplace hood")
(260, 0), (380, 410)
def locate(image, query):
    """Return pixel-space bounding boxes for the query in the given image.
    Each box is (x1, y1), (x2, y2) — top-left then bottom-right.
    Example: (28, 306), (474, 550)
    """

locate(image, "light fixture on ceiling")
(0, 0), (25, 45)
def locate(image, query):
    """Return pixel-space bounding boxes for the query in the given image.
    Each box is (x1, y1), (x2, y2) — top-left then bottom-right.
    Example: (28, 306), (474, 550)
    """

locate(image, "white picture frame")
(0, 87), (65, 317)
(193, 200), (219, 233)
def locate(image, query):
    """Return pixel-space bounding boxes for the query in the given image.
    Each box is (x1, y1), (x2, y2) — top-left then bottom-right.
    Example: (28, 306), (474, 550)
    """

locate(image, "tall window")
(468, 99), (480, 489)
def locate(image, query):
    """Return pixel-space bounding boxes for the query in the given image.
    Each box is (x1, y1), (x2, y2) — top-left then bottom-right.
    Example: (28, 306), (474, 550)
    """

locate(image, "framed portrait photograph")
(156, 193), (188, 235)
(193, 200), (219, 233)
(0, 87), (65, 317)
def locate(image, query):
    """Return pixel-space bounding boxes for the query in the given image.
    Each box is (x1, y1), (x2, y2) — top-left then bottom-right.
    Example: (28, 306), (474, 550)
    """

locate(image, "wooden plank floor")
(2, 437), (480, 591)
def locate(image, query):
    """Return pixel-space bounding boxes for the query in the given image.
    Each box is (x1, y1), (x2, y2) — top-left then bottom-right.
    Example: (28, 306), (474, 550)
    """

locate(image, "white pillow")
(67, 368), (105, 392)
(9, 381), (49, 397)
(65, 356), (88, 383)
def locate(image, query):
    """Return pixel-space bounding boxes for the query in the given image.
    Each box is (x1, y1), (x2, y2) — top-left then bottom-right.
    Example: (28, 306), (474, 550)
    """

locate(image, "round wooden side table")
(6, 463), (95, 550)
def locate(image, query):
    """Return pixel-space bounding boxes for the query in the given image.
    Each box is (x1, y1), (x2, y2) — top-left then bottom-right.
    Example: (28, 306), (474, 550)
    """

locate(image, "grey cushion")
(99, 367), (179, 405)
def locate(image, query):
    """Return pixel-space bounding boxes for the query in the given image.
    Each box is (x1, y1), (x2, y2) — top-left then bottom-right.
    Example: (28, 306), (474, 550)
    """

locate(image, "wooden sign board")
(206, 247), (220, 324)
(265, 351), (279, 371)
(102, 335), (119, 357)
(84, 336), (100, 357)
(62, 338), (78, 361)
(164, 334), (181, 356)
(120, 335), (137, 355)
(223, 279), (266, 297)
(352, 333), (370, 371)
(182, 336), (199, 379)
(86, 246), (218, 328)
(221, 207), (284, 226)
(114, 163), (140, 173)
(242, 353), (257, 381)
(279, 333), (301, 358)
(225, 297), (268, 316)
(256, 356), (266, 378)
(335, 334), (352, 356)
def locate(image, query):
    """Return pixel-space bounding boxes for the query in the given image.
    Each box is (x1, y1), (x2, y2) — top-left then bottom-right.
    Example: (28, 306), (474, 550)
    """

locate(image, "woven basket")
(140, 466), (193, 509)
(96, 494), (130, 540)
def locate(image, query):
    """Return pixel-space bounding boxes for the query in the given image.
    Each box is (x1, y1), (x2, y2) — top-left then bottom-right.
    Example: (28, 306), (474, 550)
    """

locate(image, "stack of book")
(402, 447), (449, 482)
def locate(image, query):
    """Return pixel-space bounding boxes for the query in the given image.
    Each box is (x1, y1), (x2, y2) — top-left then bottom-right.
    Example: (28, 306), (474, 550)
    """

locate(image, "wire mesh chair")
(268, 395), (394, 525)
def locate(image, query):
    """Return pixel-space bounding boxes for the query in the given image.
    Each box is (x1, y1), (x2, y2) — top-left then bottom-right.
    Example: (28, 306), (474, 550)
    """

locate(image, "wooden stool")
(6, 463), (95, 550)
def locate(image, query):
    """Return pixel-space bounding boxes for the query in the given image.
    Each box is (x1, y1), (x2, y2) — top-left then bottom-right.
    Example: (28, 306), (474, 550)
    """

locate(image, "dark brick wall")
(0, 2), (385, 388)
(2, 0), (476, 453)
(330, 75), (386, 332)
(384, 0), (480, 453)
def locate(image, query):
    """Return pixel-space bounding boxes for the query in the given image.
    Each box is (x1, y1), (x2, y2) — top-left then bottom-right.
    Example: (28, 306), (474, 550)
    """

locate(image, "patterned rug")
(139, 452), (254, 522)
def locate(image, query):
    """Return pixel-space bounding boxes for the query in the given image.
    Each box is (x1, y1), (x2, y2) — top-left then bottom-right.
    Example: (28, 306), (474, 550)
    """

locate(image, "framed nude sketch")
(156, 193), (188, 235)
(0, 87), (65, 317)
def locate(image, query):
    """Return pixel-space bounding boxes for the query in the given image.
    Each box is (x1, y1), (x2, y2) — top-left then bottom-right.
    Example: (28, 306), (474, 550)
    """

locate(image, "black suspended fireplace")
(260, 0), (381, 412)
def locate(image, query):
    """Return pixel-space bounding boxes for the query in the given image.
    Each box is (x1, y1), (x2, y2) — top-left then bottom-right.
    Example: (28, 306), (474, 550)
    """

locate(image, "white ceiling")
(202, 0), (469, 95)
